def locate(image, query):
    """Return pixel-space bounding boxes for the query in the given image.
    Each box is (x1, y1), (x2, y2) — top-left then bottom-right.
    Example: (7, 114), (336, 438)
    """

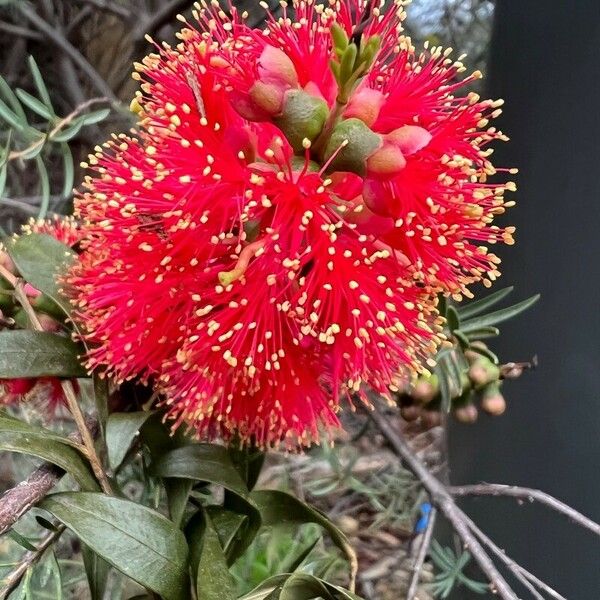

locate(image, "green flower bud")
(481, 382), (506, 416)
(274, 90), (329, 153)
(323, 118), (381, 175)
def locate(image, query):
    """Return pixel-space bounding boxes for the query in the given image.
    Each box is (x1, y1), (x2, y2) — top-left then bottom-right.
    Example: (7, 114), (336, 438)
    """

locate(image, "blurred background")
(0, 0), (598, 597)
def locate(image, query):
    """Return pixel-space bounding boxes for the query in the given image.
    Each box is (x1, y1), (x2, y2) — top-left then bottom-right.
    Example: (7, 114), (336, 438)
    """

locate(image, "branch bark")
(366, 404), (519, 600)
(449, 483), (600, 536)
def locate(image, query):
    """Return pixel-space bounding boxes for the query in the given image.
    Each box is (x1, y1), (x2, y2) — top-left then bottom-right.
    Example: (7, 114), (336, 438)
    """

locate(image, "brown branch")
(15, 2), (118, 103)
(406, 506), (437, 600)
(0, 525), (66, 600)
(0, 423), (95, 536)
(449, 483), (600, 537)
(366, 404), (519, 600)
(0, 464), (63, 537)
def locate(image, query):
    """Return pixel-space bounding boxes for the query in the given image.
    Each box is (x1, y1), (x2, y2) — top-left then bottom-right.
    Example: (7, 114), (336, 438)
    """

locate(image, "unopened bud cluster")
(398, 342), (511, 428)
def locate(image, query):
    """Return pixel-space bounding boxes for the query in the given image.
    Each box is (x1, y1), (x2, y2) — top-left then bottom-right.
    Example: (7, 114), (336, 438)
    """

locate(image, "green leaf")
(445, 305), (460, 333)
(6, 233), (76, 315)
(0, 74), (27, 122)
(15, 88), (53, 120)
(51, 118), (85, 143)
(35, 154), (50, 219)
(463, 326), (500, 341)
(205, 507), (248, 559)
(460, 294), (541, 333)
(60, 142), (74, 200)
(28, 56), (54, 113)
(153, 444), (262, 562)
(0, 97), (25, 131)
(166, 479), (194, 528)
(39, 493), (189, 600)
(250, 490), (353, 573)
(106, 412), (154, 471)
(0, 331), (86, 378)
(186, 508), (236, 600)
(82, 545), (110, 600)
(8, 528), (37, 551)
(0, 414), (98, 490)
(280, 573), (330, 600)
(81, 108), (111, 126)
(239, 575), (290, 600)
(457, 286), (514, 320)
(228, 445), (265, 492)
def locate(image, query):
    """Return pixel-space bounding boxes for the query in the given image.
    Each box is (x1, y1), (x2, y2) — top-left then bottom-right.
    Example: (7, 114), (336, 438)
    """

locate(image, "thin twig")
(406, 507), (437, 600)
(366, 404), (518, 600)
(461, 512), (566, 600)
(0, 525), (66, 600)
(8, 97), (109, 162)
(449, 483), (600, 537)
(15, 2), (118, 102)
(0, 21), (43, 41)
(9, 278), (112, 494)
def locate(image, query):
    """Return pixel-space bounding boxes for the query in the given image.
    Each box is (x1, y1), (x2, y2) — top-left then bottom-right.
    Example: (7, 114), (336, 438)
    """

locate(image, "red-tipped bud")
(258, 45), (298, 88)
(422, 409), (442, 429)
(37, 313), (60, 332)
(249, 81), (286, 116)
(387, 125), (432, 155)
(344, 88), (386, 127)
(468, 358), (500, 388)
(0, 251), (15, 275)
(366, 141), (406, 177)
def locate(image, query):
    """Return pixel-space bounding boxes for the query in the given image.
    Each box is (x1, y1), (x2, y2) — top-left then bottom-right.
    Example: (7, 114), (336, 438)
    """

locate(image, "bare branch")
(406, 506), (437, 600)
(449, 483), (600, 537)
(15, 2), (118, 103)
(366, 403), (518, 600)
(461, 512), (567, 600)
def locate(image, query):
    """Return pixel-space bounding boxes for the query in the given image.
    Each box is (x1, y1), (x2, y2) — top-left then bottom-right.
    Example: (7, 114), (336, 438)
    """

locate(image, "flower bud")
(481, 383), (506, 416)
(387, 125), (432, 155)
(422, 409), (442, 429)
(468, 357), (500, 388)
(323, 118), (381, 175)
(412, 374), (438, 404)
(258, 45), (298, 88)
(366, 141), (406, 177)
(344, 88), (386, 127)
(249, 81), (286, 116)
(274, 89), (329, 153)
(454, 404), (479, 424)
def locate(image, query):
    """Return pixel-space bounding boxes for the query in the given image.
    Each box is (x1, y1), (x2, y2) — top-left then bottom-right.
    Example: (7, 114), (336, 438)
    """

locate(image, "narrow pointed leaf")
(15, 88), (53, 119)
(460, 294), (540, 332)
(28, 56), (54, 112)
(457, 287), (514, 320)
(40, 493), (189, 600)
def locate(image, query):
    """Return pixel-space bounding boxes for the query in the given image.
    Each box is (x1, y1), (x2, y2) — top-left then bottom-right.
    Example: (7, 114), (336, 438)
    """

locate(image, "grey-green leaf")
(456, 286), (514, 320)
(460, 294), (541, 333)
(40, 492), (189, 600)
(15, 88), (53, 120)
(0, 330), (85, 378)
(106, 411), (154, 471)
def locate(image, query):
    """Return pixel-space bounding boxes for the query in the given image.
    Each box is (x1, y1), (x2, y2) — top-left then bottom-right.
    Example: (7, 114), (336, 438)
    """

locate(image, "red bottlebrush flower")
(22, 215), (81, 248)
(67, 17), (442, 447)
(193, 1), (515, 297)
(0, 377), (69, 415)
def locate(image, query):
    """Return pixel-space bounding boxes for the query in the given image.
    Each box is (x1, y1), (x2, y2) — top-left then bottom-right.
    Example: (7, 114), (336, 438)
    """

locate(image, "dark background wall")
(450, 1), (600, 597)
